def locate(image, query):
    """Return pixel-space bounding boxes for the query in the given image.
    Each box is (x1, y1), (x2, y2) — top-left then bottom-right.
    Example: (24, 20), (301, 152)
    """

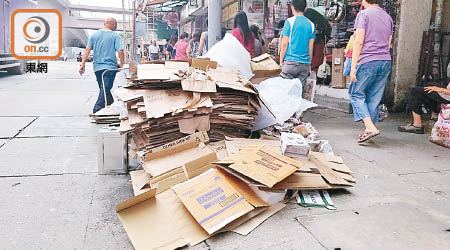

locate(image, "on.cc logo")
(23, 16), (50, 44)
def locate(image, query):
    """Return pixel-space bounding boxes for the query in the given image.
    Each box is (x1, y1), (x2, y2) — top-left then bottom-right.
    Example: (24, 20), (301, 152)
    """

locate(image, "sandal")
(358, 130), (380, 143)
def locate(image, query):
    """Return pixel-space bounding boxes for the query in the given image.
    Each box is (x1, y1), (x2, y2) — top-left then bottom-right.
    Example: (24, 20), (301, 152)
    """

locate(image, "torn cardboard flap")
(181, 78), (217, 93)
(142, 89), (213, 119)
(309, 153), (350, 186)
(207, 68), (256, 94)
(114, 88), (145, 102)
(309, 152), (352, 174)
(216, 145), (302, 188)
(172, 168), (255, 235)
(178, 115), (211, 134)
(191, 58), (218, 71)
(129, 170), (152, 196)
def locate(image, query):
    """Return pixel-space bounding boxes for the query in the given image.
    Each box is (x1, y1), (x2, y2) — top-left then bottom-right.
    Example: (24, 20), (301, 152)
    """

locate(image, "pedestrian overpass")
(38, 0), (132, 48)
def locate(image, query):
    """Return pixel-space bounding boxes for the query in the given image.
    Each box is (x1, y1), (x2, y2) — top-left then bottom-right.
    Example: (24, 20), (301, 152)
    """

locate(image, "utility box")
(97, 127), (128, 175)
(331, 48), (347, 89)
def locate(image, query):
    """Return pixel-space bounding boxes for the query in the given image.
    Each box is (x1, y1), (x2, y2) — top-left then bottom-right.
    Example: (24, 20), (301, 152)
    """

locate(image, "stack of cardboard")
(118, 133), (355, 250)
(116, 60), (262, 150)
(89, 105), (121, 125)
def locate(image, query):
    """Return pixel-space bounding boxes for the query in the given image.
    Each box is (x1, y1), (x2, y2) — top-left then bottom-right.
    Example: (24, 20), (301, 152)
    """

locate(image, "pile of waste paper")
(117, 132), (355, 250)
(115, 58), (262, 150)
(113, 36), (355, 249)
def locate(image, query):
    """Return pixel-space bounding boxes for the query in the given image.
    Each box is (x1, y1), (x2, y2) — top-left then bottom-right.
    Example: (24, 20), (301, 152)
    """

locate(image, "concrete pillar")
(208, 0), (222, 50)
(391, 0), (432, 109)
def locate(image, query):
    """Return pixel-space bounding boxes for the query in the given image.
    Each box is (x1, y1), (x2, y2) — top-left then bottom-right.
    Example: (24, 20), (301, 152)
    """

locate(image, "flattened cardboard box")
(216, 145), (302, 188)
(116, 189), (210, 250)
(270, 152), (355, 190)
(172, 168), (268, 234)
(250, 54), (281, 78)
(116, 188), (279, 250)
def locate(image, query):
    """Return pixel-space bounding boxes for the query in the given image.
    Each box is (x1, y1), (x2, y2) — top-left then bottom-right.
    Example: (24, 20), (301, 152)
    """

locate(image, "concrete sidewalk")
(0, 62), (449, 250)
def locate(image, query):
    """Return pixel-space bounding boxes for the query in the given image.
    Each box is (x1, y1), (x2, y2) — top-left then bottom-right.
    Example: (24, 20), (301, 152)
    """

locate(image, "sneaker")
(398, 123), (424, 134)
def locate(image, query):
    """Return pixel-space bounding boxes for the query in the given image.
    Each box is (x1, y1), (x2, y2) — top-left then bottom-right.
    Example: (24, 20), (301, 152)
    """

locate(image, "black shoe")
(398, 123), (424, 134)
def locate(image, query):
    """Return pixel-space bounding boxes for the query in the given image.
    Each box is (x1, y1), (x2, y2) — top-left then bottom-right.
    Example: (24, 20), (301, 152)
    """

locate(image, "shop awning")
(145, 0), (188, 12)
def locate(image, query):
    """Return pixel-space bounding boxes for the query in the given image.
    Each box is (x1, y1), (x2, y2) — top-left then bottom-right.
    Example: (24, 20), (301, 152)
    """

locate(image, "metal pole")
(122, 0), (127, 63)
(208, 0), (222, 50)
(432, 0), (444, 81)
(131, 0), (136, 60)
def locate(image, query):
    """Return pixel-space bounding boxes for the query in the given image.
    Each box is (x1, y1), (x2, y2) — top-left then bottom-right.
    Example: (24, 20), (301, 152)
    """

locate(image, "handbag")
(430, 104), (450, 149)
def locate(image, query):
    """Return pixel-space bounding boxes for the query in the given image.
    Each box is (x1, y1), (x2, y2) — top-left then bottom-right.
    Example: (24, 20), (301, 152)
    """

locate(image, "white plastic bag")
(253, 77), (318, 131)
(205, 33), (254, 80)
(430, 104), (450, 149)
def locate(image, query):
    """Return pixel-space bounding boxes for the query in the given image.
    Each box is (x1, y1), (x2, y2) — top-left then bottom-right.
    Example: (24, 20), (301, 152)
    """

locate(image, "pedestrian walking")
(232, 11), (255, 58)
(166, 35), (177, 60)
(149, 40), (159, 61)
(187, 31), (201, 58)
(174, 32), (189, 59)
(279, 0), (315, 92)
(349, 0), (393, 143)
(79, 17), (124, 114)
(199, 20), (208, 56)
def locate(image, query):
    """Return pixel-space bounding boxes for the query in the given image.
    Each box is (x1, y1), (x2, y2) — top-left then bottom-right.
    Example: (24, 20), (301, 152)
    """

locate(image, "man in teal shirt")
(279, 0), (315, 95)
(79, 17), (125, 113)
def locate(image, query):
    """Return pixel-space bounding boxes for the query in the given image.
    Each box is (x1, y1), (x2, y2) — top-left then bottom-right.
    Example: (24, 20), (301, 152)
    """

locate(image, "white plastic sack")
(430, 104), (450, 149)
(253, 77), (317, 131)
(205, 33), (254, 80)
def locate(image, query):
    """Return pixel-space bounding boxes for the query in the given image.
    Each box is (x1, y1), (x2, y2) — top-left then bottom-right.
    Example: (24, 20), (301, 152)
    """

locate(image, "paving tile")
(0, 117), (36, 138)
(0, 175), (95, 250)
(0, 137), (97, 176)
(297, 202), (450, 250)
(20, 116), (99, 137)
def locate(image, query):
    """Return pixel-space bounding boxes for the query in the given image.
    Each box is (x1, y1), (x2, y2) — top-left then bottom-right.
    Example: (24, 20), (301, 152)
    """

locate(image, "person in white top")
(148, 40), (159, 61)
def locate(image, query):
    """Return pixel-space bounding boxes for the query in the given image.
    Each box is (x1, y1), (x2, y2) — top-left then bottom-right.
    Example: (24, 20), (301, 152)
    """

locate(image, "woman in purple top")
(349, 0), (393, 143)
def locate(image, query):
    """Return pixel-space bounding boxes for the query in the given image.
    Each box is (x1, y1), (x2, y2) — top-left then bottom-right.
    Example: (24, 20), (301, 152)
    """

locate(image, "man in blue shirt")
(279, 0), (315, 95)
(79, 17), (125, 114)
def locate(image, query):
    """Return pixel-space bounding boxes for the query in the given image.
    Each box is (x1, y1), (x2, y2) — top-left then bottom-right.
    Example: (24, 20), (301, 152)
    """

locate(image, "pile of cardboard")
(115, 59), (262, 150)
(118, 132), (355, 250)
(89, 105), (121, 125)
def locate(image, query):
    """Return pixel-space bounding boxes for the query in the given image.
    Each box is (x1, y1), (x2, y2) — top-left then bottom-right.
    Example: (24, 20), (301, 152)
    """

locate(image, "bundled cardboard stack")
(89, 105), (121, 125)
(115, 59), (262, 150)
(118, 132), (356, 250)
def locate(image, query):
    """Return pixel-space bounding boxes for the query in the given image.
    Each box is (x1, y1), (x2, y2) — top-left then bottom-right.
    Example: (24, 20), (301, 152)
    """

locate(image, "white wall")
(392, 0), (433, 107)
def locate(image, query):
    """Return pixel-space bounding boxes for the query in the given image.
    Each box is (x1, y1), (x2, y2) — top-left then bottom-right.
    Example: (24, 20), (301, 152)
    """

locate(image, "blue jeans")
(349, 60), (391, 124)
(93, 69), (117, 113)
